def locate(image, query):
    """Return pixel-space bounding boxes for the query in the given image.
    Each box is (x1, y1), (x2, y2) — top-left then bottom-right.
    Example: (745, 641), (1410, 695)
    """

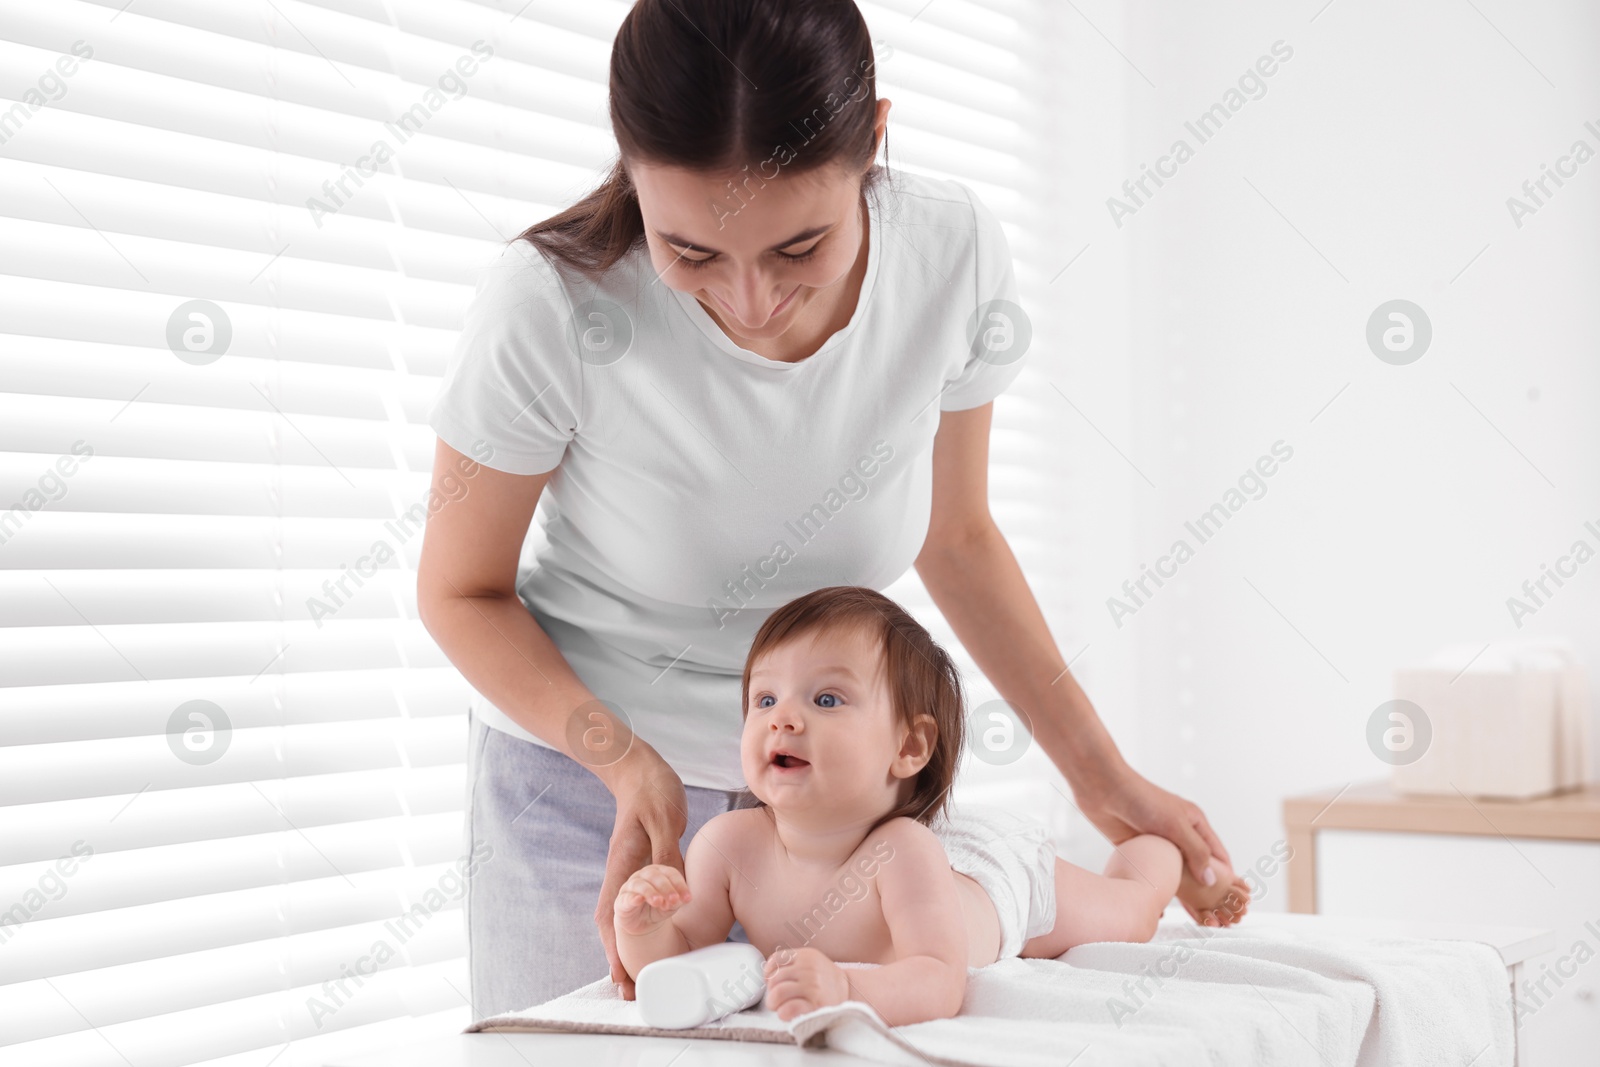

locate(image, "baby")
(615, 586), (1250, 1027)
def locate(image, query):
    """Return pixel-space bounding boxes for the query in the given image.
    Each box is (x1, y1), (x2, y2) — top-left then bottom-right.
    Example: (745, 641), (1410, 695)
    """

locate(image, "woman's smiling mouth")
(714, 285), (799, 325)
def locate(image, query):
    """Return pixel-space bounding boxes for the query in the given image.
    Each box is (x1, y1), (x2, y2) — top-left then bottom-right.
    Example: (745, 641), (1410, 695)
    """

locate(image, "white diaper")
(930, 803), (1058, 962)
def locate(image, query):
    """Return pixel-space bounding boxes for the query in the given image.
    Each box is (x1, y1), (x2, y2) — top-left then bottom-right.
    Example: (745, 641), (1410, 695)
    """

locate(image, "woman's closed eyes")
(676, 245), (821, 270)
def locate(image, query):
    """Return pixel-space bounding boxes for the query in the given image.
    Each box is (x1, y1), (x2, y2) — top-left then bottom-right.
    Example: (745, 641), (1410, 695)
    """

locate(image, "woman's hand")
(594, 748), (690, 1000)
(763, 946), (849, 1021)
(1074, 762), (1236, 925)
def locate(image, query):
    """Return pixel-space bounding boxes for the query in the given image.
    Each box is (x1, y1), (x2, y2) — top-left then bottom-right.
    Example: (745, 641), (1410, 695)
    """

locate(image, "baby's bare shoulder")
(689, 808), (769, 860)
(858, 816), (947, 875)
(870, 815), (940, 846)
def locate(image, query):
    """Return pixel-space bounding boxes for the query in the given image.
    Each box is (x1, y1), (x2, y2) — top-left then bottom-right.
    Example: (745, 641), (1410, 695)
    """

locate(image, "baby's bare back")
(720, 809), (1003, 968)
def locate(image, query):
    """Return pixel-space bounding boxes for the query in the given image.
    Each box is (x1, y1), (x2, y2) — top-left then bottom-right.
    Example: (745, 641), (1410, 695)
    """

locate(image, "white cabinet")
(1316, 829), (1600, 1066)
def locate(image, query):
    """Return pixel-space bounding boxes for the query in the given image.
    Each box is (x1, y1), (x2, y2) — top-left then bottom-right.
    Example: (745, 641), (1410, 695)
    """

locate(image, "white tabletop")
(326, 907), (1555, 1067)
(326, 1029), (888, 1067)
(1235, 907), (1555, 967)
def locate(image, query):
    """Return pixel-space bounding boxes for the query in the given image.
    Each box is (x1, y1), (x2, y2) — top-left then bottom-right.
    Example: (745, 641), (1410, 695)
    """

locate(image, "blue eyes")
(755, 692), (840, 709)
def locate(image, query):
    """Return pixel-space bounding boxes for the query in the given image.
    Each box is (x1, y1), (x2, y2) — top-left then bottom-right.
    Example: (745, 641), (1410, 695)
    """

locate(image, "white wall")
(855, 1), (1142, 846)
(1103, 0), (1600, 909)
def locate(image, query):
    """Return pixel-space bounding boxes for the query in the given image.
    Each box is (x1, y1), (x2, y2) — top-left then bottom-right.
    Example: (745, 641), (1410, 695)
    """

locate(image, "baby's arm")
(834, 818), (968, 1026)
(614, 812), (738, 980)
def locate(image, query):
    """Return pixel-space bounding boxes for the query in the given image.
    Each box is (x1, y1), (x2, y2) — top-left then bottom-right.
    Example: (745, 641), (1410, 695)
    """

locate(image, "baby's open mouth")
(771, 752), (810, 769)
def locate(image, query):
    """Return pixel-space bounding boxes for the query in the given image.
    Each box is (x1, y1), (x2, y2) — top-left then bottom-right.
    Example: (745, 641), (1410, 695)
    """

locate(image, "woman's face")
(739, 626), (924, 825)
(630, 159), (867, 345)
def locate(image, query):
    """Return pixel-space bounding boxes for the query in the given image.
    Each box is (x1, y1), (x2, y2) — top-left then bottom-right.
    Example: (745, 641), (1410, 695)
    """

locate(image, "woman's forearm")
(418, 591), (651, 793)
(841, 955), (965, 1026)
(914, 523), (1131, 799)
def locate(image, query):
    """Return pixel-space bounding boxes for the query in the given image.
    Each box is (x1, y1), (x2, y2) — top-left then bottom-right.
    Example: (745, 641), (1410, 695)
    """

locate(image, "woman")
(418, 0), (1237, 1022)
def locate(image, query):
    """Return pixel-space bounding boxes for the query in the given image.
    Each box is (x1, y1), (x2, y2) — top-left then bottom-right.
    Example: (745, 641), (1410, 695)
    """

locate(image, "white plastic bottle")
(636, 941), (767, 1028)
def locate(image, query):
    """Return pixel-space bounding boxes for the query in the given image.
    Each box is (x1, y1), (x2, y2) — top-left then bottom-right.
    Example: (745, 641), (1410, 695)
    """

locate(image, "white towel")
(464, 915), (1515, 1067)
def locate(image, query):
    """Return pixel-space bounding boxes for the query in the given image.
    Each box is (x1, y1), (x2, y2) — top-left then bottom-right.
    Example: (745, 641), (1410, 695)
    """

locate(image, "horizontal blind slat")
(0, 810), (469, 919)
(0, 860), (472, 986)
(0, 762), (469, 866)
(0, 715), (467, 805)
(0, 672), (470, 748)
(0, 107), (590, 247)
(0, 620), (451, 691)
(0, 31), (616, 177)
(0, 393), (437, 471)
(0, 900), (467, 1045)
(0, 957), (469, 1065)
(0, 455), (437, 524)
(0, 156), (500, 284)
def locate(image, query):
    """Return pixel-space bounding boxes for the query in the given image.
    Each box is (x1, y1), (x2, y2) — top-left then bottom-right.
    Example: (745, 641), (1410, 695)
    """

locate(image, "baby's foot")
(1175, 855), (1251, 928)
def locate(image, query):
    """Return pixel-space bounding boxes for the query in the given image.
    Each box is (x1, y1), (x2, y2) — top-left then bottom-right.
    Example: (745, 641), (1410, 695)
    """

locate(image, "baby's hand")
(763, 946), (849, 1021)
(614, 863), (691, 936)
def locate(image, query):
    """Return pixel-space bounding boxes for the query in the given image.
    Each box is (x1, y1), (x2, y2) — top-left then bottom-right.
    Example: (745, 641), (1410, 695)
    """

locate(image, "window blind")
(860, 0), (1067, 817)
(0, 0), (1061, 1062)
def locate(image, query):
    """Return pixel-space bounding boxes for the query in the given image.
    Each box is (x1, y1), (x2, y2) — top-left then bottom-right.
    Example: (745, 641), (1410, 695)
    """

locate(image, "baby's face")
(740, 625), (913, 822)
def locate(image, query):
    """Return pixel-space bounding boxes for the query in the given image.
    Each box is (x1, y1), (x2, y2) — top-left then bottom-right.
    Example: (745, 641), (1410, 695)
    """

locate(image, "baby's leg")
(1019, 835), (1182, 959)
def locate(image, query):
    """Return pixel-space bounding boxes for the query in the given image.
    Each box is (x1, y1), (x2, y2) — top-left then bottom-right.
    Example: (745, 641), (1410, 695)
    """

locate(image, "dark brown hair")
(734, 586), (966, 833)
(515, 0), (891, 281)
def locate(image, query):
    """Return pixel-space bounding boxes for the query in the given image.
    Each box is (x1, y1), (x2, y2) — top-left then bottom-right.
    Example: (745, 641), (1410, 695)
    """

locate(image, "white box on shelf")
(1390, 638), (1591, 800)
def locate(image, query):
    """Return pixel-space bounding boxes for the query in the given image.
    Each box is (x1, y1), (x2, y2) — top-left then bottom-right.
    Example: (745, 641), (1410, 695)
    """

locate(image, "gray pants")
(463, 708), (757, 1020)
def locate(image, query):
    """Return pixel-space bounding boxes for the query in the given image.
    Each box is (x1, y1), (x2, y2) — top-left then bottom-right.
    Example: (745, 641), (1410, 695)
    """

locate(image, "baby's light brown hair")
(736, 585), (966, 832)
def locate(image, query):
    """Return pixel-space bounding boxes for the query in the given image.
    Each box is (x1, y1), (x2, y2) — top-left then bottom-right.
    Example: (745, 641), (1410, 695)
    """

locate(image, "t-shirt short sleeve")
(428, 241), (583, 475)
(939, 184), (1031, 412)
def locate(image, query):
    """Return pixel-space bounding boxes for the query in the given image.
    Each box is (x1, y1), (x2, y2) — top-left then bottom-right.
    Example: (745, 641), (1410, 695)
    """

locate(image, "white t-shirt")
(427, 165), (1027, 791)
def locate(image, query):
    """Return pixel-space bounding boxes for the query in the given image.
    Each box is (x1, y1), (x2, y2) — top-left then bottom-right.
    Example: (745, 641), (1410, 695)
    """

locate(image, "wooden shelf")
(1281, 777), (1600, 913)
